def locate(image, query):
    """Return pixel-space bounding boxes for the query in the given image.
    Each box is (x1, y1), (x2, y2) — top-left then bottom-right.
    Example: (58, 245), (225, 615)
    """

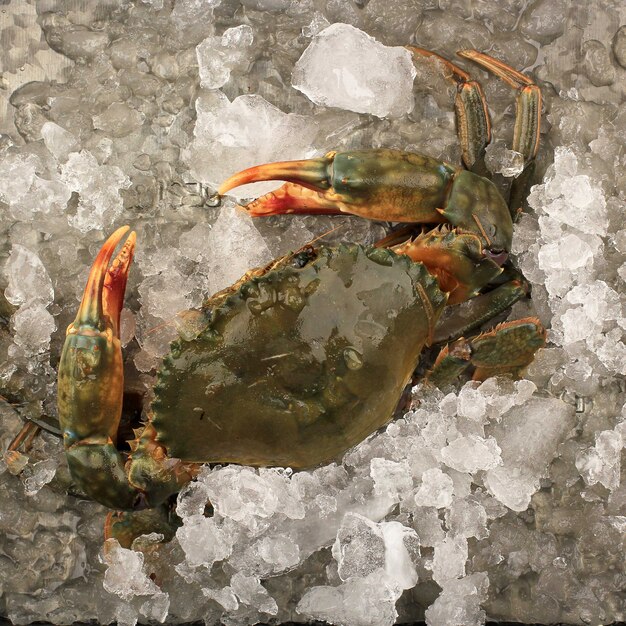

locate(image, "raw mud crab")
(56, 50), (546, 546)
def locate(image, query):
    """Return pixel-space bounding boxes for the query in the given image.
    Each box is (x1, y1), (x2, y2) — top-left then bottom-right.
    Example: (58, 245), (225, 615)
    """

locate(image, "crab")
(56, 49), (546, 547)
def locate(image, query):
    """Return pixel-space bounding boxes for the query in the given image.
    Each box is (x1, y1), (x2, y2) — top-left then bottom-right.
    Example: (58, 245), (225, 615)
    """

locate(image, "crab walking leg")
(457, 50), (542, 218)
(408, 47), (491, 172)
(426, 318), (546, 387)
(458, 50), (541, 164)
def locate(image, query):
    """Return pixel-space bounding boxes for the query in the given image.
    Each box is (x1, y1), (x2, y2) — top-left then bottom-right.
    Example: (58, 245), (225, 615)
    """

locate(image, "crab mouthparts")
(218, 155), (346, 217)
(75, 226), (136, 337)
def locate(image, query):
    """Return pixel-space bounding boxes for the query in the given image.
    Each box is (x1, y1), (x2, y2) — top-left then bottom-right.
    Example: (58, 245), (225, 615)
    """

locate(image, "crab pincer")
(57, 226), (139, 509)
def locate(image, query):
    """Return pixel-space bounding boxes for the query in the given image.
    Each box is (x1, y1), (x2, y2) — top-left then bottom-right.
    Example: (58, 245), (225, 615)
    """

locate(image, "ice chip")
(256, 535), (300, 570)
(93, 102), (144, 137)
(60, 150), (131, 232)
(445, 498), (489, 539)
(41, 122), (79, 163)
(425, 573), (488, 626)
(194, 203), (273, 295)
(4, 245), (54, 307)
(12, 303), (56, 356)
(196, 25), (254, 89)
(430, 535), (468, 584)
(185, 92), (319, 201)
(414, 468), (454, 508)
(297, 571), (401, 626)
(485, 397), (575, 511)
(175, 514), (232, 568)
(441, 435), (502, 473)
(292, 23), (416, 118)
(230, 572), (278, 615)
(575, 429), (622, 491)
(23, 458), (58, 496)
(102, 539), (162, 600)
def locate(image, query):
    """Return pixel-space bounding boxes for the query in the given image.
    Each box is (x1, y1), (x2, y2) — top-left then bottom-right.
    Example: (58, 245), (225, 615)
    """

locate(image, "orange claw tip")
(75, 226), (135, 330)
(218, 156), (333, 196)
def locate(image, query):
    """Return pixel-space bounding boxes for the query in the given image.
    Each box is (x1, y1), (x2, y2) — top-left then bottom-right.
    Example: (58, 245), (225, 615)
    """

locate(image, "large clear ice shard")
(292, 23), (416, 118)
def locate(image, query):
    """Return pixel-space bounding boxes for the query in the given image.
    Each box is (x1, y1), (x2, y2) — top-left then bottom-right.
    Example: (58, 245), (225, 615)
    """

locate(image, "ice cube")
(60, 150), (131, 233)
(93, 103), (144, 138)
(425, 573), (488, 626)
(414, 468), (454, 509)
(196, 25), (254, 89)
(191, 203), (273, 296)
(102, 539), (163, 600)
(41, 122), (79, 163)
(4, 245), (54, 307)
(297, 571), (401, 626)
(185, 91), (319, 201)
(256, 535), (300, 570)
(12, 303), (56, 356)
(292, 23), (416, 118)
(445, 498), (489, 539)
(575, 429), (622, 491)
(485, 397), (575, 511)
(23, 458), (58, 496)
(430, 535), (468, 584)
(370, 458), (413, 500)
(441, 435), (502, 473)
(230, 572), (278, 615)
(485, 141), (525, 177)
(175, 515), (232, 568)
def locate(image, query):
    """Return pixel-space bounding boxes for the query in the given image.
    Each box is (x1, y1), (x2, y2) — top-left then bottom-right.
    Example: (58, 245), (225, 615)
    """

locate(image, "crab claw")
(75, 226), (136, 337)
(218, 149), (454, 224)
(218, 153), (343, 217)
(58, 226), (136, 446)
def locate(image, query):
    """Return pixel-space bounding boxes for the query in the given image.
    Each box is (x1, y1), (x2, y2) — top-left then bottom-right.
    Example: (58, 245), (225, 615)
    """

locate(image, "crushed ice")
(0, 1), (624, 625)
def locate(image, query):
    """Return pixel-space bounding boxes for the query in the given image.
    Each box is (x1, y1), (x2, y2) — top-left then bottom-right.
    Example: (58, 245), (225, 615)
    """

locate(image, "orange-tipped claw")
(239, 182), (344, 217)
(218, 154), (334, 197)
(103, 230), (136, 337)
(75, 226), (136, 336)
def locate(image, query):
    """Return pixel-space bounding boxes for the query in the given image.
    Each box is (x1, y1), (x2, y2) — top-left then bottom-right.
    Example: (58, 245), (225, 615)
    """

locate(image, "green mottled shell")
(151, 245), (447, 469)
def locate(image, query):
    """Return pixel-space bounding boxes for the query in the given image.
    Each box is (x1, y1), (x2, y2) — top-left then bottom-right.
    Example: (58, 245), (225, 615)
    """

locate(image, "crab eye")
(484, 248), (508, 266)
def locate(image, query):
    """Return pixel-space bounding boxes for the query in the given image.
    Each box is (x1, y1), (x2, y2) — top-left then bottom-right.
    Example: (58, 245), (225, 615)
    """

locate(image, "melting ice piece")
(60, 150), (131, 233)
(183, 203), (273, 296)
(292, 23), (416, 118)
(298, 513), (419, 626)
(485, 141), (525, 177)
(441, 435), (502, 473)
(5, 245), (54, 307)
(429, 535), (468, 585)
(575, 428), (623, 491)
(297, 571), (401, 626)
(414, 467), (454, 508)
(484, 397), (575, 511)
(23, 458), (58, 496)
(196, 25), (254, 89)
(185, 91), (319, 201)
(230, 572), (278, 615)
(103, 539), (167, 604)
(425, 573), (489, 626)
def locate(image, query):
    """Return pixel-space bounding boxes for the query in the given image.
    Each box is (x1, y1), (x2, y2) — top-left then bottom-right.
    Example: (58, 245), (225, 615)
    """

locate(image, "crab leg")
(457, 50), (541, 218)
(457, 50), (541, 165)
(427, 318), (546, 387)
(408, 46), (491, 172)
